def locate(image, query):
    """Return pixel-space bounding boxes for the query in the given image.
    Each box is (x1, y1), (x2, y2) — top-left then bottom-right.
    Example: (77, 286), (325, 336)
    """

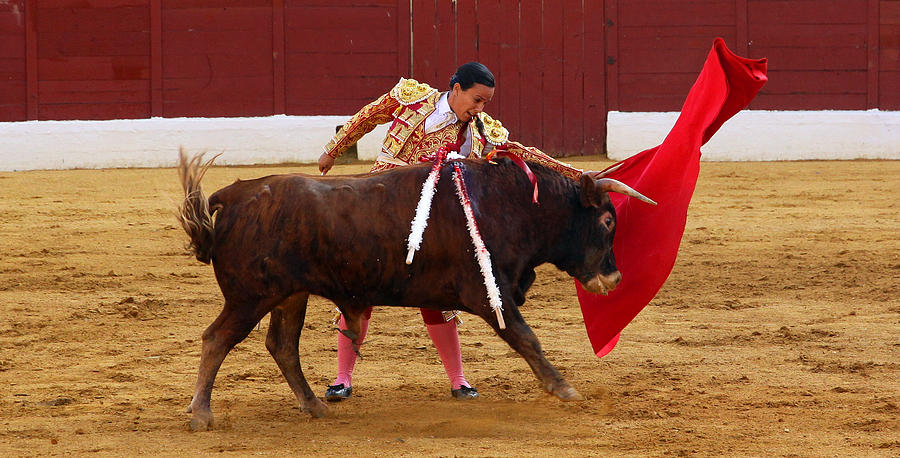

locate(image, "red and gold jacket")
(324, 78), (583, 180)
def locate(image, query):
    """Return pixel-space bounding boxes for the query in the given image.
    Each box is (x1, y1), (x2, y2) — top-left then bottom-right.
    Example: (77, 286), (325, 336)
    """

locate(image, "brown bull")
(177, 151), (651, 431)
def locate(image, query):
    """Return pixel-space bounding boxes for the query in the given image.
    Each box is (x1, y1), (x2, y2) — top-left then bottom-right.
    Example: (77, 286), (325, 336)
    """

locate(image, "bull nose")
(580, 271), (621, 296)
(601, 271), (622, 289)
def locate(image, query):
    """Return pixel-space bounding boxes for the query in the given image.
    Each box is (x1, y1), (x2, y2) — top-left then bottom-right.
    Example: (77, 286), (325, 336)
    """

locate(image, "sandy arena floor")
(0, 157), (897, 456)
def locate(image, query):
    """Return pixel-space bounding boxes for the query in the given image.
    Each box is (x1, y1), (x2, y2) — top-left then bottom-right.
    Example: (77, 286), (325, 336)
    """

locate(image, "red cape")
(577, 38), (768, 357)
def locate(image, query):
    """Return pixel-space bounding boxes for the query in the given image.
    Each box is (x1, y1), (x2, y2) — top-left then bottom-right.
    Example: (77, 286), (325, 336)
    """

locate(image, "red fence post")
(398, 0), (411, 77)
(584, 0), (606, 155)
(604, 0), (618, 112)
(273, 0), (285, 115)
(867, 0), (880, 109)
(24, 0), (36, 120)
(150, 0), (162, 117)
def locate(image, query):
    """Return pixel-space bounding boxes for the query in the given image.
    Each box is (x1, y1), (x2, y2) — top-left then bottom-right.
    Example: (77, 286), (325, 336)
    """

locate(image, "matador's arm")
(499, 141), (584, 181)
(324, 93), (401, 159)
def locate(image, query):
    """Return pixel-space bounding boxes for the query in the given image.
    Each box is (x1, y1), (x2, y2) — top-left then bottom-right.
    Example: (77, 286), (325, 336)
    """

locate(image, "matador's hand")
(318, 152), (335, 175)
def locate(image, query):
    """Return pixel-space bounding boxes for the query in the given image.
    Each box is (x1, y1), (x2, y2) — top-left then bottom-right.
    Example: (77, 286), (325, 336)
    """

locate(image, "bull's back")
(206, 169), (465, 301)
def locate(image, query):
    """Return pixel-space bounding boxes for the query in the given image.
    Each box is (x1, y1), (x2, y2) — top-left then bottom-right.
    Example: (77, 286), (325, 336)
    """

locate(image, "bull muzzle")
(580, 271), (622, 295)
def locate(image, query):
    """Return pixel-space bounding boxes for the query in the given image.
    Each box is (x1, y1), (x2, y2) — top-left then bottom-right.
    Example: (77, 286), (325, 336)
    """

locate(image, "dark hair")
(449, 62), (495, 90)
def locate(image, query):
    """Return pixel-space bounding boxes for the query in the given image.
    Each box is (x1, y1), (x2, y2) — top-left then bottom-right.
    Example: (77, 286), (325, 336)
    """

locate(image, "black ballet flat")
(325, 383), (352, 402)
(450, 385), (479, 400)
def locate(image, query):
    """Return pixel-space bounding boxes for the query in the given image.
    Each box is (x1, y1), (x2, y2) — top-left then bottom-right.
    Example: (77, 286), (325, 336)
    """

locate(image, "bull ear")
(579, 173), (601, 208)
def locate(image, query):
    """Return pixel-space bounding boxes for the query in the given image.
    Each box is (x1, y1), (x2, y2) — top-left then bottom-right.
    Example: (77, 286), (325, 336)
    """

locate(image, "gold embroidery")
(325, 93), (400, 158)
(389, 78), (438, 105)
(477, 112), (509, 145)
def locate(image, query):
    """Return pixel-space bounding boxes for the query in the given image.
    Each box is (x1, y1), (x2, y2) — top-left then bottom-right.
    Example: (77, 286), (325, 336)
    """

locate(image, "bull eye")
(605, 217), (613, 228)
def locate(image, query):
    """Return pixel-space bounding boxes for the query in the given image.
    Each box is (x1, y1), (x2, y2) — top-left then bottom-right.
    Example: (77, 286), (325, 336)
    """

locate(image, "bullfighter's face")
(449, 83), (495, 122)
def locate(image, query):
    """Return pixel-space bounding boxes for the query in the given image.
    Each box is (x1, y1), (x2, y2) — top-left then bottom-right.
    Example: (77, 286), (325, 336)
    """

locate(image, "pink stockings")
(332, 308), (470, 390)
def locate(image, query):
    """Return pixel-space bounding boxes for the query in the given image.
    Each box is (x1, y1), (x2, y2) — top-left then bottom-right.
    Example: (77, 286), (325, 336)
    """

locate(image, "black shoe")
(451, 385), (478, 400)
(325, 384), (352, 402)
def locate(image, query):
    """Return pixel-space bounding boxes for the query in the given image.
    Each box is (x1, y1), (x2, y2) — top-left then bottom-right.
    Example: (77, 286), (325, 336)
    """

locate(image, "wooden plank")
(616, 41), (718, 74)
(163, 0), (270, 8)
(749, 0), (867, 24)
(753, 47), (868, 71)
(286, 6), (398, 31)
(751, 92), (866, 110)
(286, 97), (380, 115)
(583, 0), (605, 155)
(164, 6), (272, 31)
(760, 70), (868, 94)
(411, 0), (436, 83)
(878, 71), (899, 108)
(879, 22), (900, 71)
(285, 52), (399, 76)
(562, 0), (584, 155)
(284, 27), (396, 54)
(0, 0), (26, 31)
(748, 24), (866, 48)
(162, 99), (272, 118)
(0, 32), (25, 57)
(0, 57), (26, 73)
(273, 0), (285, 115)
(867, 0), (879, 109)
(736, 0), (749, 57)
(38, 79), (150, 104)
(39, 0), (147, 8)
(605, 0), (618, 111)
(163, 53), (273, 79)
(475, 0), (501, 118)
(285, 75), (398, 100)
(38, 56), (150, 80)
(618, 72), (699, 111)
(151, 0), (162, 117)
(497, 0), (520, 137)
(164, 75), (273, 95)
(619, 0), (735, 26)
(38, 102), (150, 120)
(25, 0), (36, 119)
(285, 0), (397, 6)
(164, 30), (273, 55)
(619, 25), (736, 48)
(883, 0), (900, 24)
(38, 31), (150, 58)
(435, 0), (456, 86)
(397, 0), (411, 76)
(36, 6), (149, 33)
(455, 0), (477, 64)
(541, 0), (565, 154)
(517, 0), (543, 149)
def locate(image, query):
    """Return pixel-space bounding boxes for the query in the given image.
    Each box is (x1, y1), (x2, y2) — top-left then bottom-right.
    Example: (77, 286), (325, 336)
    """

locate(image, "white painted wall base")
(607, 110), (899, 161)
(1, 110), (897, 171)
(0, 115), (387, 172)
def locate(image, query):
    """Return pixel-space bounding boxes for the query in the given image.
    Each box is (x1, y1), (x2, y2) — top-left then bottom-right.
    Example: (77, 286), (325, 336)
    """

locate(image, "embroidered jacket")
(324, 78), (583, 180)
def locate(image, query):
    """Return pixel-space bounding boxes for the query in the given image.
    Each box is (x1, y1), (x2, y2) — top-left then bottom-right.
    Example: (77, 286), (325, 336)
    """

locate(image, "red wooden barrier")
(0, 0), (897, 153)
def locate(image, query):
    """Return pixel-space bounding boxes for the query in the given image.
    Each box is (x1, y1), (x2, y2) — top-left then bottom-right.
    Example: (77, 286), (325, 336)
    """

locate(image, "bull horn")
(597, 178), (657, 206)
(593, 163), (623, 179)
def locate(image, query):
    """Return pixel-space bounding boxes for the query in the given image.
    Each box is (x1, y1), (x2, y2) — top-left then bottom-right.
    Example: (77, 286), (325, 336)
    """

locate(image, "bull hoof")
(302, 398), (330, 418)
(550, 384), (584, 401)
(189, 414), (214, 432)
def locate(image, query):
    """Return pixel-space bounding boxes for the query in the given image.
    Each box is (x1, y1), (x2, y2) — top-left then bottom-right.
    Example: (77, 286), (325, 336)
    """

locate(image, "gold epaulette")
(389, 78), (438, 105)
(478, 112), (509, 145)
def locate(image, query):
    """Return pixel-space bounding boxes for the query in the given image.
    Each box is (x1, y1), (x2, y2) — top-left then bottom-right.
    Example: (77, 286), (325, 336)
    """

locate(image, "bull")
(177, 151), (653, 431)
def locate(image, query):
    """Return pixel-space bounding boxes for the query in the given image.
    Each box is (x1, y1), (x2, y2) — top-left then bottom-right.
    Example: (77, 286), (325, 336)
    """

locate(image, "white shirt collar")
(434, 92), (457, 122)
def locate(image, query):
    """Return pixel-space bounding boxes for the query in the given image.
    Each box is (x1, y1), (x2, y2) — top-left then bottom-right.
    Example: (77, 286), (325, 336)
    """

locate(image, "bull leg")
(187, 298), (274, 431)
(489, 307), (584, 401)
(265, 292), (329, 418)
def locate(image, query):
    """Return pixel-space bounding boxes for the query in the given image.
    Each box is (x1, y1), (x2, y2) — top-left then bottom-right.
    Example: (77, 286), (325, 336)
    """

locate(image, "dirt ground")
(0, 157), (897, 457)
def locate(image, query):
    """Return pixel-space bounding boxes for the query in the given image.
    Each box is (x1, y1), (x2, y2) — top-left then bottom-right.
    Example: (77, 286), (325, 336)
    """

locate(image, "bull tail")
(177, 148), (221, 264)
